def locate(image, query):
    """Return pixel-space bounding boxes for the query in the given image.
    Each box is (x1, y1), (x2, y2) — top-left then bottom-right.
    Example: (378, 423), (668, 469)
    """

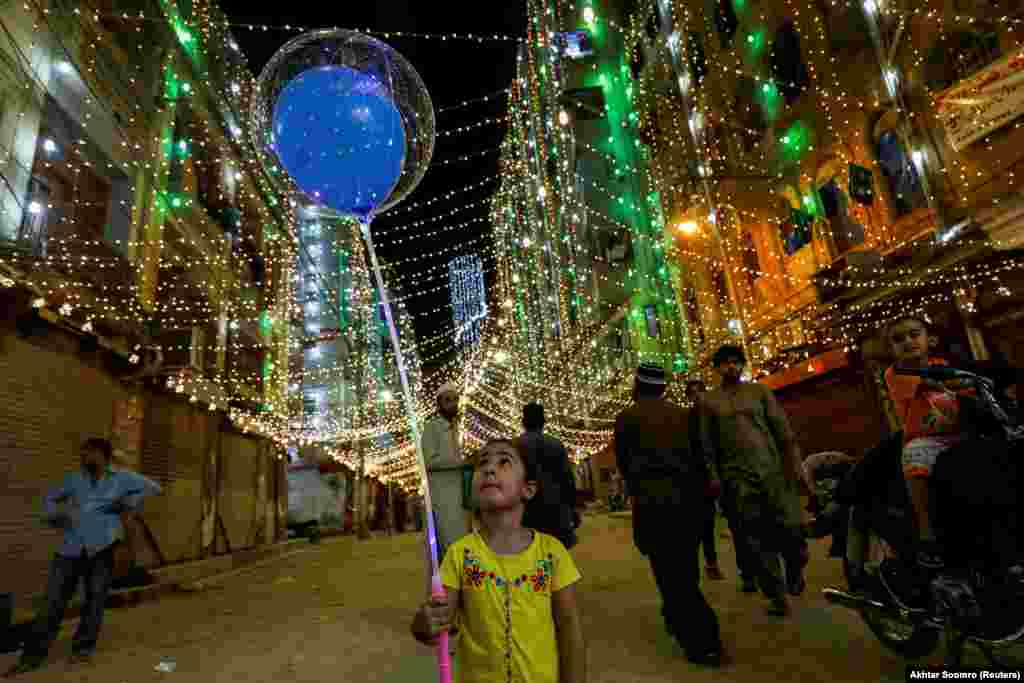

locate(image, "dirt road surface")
(4, 513), (984, 682)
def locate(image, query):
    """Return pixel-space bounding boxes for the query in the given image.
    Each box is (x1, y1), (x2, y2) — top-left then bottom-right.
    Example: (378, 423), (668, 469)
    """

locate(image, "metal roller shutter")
(140, 392), (208, 565)
(220, 432), (261, 551)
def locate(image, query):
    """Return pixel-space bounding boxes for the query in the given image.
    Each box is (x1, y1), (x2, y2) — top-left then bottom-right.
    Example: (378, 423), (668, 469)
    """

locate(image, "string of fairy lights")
(3, 0), (1023, 492)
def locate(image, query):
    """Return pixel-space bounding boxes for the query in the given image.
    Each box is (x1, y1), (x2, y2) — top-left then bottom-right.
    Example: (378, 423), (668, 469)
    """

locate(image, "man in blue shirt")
(5, 438), (161, 677)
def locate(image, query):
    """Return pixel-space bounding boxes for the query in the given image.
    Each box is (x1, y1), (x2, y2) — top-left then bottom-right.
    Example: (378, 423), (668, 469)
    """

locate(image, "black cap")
(636, 363), (667, 385)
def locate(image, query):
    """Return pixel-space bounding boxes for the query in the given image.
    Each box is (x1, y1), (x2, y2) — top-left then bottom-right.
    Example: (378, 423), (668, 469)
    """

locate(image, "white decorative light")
(558, 110), (570, 126)
(31, 297), (45, 308)
(884, 68), (899, 96)
(582, 7), (595, 23)
(911, 149), (926, 171)
(56, 61), (73, 75)
(43, 139), (57, 153)
(689, 111), (703, 135)
(59, 303), (73, 316)
(27, 201), (43, 215)
(129, 354), (140, 364)
(678, 73), (691, 95)
(82, 321), (93, 333)
(231, 82), (241, 95)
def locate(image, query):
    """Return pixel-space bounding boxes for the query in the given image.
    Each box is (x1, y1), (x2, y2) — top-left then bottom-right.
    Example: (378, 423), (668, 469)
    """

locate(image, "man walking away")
(6, 438), (161, 677)
(615, 364), (723, 667)
(521, 402), (579, 550)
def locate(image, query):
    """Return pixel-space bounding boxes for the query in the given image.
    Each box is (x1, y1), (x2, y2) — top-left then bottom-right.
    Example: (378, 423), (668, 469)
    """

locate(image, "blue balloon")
(271, 65), (406, 218)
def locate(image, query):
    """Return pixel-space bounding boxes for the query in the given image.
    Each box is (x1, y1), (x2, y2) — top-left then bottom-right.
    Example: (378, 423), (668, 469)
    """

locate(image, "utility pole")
(356, 440), (371, 540)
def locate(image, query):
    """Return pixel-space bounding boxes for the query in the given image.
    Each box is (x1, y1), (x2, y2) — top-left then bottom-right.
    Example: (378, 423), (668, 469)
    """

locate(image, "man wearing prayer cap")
(422, 382), (471, 564)
(614, 363), (724, 667)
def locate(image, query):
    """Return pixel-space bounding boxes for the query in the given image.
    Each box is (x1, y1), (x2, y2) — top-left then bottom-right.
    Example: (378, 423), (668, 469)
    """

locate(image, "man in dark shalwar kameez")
(615, 363), (723, 667)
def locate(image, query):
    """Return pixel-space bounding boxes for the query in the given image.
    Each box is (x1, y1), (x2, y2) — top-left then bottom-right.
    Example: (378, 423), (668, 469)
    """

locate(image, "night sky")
(219, 2), (527, 372)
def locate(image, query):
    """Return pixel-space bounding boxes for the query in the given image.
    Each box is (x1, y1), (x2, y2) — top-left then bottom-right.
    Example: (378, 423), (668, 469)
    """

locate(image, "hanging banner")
(934, 51), (1024, 152)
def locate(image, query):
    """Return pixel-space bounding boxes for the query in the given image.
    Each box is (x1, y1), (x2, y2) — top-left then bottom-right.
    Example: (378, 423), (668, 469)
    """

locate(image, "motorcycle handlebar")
(892, 365), (982, 383)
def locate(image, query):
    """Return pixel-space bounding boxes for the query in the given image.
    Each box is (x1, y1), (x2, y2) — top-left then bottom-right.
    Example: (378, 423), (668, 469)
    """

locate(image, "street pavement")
(2, 513), (987, 682)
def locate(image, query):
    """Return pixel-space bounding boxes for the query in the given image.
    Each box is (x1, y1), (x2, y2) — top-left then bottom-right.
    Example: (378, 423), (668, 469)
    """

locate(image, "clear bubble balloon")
(250, 29), (435, 219)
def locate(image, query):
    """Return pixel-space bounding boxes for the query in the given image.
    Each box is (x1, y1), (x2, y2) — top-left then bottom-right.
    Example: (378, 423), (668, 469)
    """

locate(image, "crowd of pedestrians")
(411, 342), (813, 677)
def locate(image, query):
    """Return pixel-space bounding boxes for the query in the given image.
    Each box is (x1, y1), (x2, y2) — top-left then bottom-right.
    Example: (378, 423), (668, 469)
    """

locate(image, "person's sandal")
(69, 651), (94, 666)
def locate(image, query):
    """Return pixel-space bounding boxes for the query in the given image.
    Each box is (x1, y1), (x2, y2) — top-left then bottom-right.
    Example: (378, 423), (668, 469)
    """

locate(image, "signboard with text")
(935, 51), (1024, 152)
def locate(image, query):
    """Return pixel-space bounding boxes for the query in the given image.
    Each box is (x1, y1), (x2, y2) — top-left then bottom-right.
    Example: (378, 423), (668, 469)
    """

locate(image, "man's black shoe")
(686, 648), (723, 668)
(741, 578), (758, 593)
(767, 596), (790, 616)
(3, 658), (45, 678)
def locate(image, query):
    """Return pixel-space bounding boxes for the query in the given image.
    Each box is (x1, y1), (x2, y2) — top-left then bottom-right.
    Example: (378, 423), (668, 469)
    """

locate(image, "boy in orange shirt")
(884, 316), (966, 594)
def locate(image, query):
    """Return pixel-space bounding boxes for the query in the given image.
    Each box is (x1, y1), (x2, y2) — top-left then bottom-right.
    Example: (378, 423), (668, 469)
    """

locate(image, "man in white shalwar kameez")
(421, 383), (472, 562)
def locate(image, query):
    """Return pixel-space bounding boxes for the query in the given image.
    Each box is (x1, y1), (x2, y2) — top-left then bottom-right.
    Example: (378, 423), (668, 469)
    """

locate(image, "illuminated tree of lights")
(449, 254), (488, 349)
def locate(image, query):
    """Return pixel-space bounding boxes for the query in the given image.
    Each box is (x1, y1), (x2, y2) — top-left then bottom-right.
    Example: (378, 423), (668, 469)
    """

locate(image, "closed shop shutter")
(140, 391), (209, 565)
(776, 368), (886, 459)
(0, 329), (127, 607)
(220, 432), (262, 550)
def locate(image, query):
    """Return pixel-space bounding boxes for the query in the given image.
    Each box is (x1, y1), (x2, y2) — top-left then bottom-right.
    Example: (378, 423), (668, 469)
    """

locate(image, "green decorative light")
(745, 29), (767, 57)
(779, 121), (812, 161)
(757, 80), (781, 122)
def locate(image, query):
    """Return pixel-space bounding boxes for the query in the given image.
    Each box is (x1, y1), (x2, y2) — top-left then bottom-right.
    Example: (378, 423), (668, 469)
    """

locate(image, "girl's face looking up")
(473, 441), (535, 511)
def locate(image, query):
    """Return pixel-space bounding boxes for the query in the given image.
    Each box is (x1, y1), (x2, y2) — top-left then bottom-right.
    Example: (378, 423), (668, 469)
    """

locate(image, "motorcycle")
(821, 364), (1024, 669)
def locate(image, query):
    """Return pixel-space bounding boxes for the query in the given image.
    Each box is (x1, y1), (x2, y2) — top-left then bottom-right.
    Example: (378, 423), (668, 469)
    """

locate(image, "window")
(687, 32), (708, 86)
(629, 46), (645, 80)
(17, 177), (50, 257)
(29, 94), (131, 252)
(741, 229), (760, 286)
(684, 287), (705, 347)
(646, 13), (660, 41)
(712, 267), (730, 305)
(875, 130), (926, 217)
(819, 179), (865, 254)
(780, 201), (813, 256)
(715, 0), (739, 49)
(925, 29), (1001, 92)
(770, 21), (810, 104)
(556, 31), (594, 59)
(560, 87), (606, 120)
